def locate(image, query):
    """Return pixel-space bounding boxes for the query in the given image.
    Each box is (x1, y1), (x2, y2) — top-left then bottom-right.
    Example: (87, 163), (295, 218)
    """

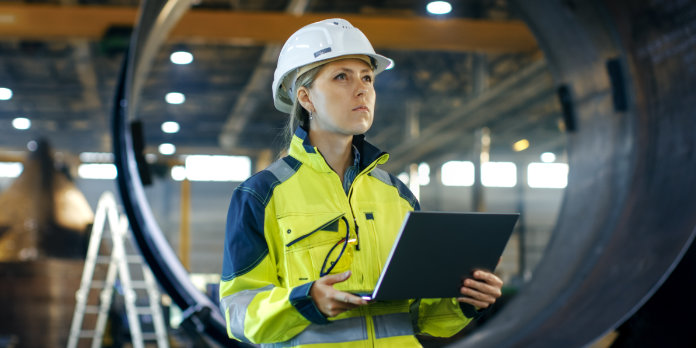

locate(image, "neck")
(308, 128), (353, 181)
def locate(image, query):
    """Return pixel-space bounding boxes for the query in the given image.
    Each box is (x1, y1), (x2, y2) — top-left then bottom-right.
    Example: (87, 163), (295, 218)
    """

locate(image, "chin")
(355, 120), (373, 134)
(350, 125), (371, 135)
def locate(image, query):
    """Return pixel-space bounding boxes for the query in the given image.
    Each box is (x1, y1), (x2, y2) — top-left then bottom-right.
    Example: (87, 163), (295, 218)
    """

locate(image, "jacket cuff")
(289, 281), (331, 325)
(459, 302), (488, 319)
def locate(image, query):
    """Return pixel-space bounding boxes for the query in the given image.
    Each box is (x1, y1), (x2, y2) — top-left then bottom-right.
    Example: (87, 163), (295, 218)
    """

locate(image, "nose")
(355, 82), (370, 97)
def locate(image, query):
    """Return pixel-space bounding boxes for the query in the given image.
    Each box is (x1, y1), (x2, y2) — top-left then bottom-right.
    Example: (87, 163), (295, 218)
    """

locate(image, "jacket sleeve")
(411, 298), (475, 337)
(219, 184), (329, 344)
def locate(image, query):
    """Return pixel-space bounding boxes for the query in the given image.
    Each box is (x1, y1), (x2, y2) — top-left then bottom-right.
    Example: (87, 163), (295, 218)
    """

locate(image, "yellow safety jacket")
(220, 127), (475, 347)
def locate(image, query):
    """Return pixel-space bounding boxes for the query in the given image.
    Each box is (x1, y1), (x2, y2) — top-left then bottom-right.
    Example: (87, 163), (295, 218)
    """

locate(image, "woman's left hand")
(457, 270), (503, 309)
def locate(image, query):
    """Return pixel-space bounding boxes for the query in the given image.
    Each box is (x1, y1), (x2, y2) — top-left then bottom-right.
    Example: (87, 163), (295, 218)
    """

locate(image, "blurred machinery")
(0, 140), (93, 347)
(0, 140), (93, 261)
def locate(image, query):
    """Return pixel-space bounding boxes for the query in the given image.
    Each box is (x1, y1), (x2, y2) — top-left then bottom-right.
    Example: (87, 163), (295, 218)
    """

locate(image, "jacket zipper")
(346, 156), (385, 291)
(347, 157), (381, 244)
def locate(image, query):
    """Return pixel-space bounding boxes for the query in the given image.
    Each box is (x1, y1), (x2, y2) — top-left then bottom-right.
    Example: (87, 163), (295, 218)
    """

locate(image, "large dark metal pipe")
(111, 1), (238, 345)
(455, 0), (696, 346)
(112, 56), (235, 346)
(112, 0), (696, 347)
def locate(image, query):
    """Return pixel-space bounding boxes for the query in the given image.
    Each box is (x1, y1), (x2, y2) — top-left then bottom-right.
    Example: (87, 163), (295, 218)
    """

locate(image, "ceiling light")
(426, 1), (452, 15)
(513, 139), (530, 152)
(170, 51), (193, 65)
(12, 117), (31, 130)
(161, 121), (180, 134)
(0, 87), (12, 100)
(165, 92), (185, 105)
(541, 152), (557, 163)
(159, 143), (176, 155)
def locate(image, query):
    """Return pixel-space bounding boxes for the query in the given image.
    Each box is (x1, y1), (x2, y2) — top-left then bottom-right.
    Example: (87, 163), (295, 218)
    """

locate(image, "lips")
(353, 105), (369, 112)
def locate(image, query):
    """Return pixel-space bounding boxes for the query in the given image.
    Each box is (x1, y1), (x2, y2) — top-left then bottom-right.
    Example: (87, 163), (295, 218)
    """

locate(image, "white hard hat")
(272, 18), (394, 113)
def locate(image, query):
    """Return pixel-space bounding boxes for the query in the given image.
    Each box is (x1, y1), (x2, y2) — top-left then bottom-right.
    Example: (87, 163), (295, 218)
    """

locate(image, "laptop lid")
(363, 211), (519, 301)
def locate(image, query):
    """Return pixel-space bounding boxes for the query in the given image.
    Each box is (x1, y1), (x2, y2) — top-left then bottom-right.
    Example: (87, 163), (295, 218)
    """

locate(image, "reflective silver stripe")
(267, 158), (297, 182)
(220, 284), (274, 343)
(373, 312), (414, 339)
(267, 316), (367, 347)
(370, 168), (392, 186)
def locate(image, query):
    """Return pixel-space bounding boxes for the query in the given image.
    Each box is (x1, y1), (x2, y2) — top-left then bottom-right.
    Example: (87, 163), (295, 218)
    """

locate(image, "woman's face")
(301, 58), (376, 136)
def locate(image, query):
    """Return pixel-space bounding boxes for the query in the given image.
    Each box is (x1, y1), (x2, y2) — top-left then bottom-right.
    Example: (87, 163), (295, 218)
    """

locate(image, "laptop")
(357, 211), (519, 301)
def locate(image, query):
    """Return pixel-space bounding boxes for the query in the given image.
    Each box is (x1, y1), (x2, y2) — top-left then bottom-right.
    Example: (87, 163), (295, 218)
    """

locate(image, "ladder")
(67, 192), (169, 348)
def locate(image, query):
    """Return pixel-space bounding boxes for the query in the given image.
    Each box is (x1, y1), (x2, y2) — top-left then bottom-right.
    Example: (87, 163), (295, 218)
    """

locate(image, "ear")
(296, 86), (314, 114)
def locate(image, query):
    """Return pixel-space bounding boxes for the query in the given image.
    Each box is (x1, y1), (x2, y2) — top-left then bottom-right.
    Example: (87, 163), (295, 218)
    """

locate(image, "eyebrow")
(332, 67), (373, 74)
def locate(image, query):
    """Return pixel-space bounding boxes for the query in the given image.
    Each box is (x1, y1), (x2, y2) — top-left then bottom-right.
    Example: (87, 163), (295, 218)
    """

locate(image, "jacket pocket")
(278, 212), (349, 286)
(279, 212), (344, 248)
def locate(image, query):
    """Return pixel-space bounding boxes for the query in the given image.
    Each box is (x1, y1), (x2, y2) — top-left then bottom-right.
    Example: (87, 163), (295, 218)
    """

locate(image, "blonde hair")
(283, 65), (323, 147)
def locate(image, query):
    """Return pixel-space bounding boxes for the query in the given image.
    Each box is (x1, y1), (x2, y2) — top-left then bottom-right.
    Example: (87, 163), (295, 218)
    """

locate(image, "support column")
(179, 178), (191, 271)
(516, 160), (528, 280)
(406, 101), (421, 201)
(472, 127), (490, 212)
(408, 163), (420, 202)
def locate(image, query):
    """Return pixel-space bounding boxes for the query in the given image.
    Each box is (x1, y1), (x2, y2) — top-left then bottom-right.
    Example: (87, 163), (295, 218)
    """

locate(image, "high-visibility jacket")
(220, 127), (475, 347)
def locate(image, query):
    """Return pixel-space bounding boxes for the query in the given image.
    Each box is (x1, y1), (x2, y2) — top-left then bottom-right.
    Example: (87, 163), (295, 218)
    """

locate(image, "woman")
(219, 18), (503, 347)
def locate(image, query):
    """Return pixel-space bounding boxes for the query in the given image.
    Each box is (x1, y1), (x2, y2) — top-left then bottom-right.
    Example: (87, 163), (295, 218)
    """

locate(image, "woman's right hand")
(310, 270), (368, 317)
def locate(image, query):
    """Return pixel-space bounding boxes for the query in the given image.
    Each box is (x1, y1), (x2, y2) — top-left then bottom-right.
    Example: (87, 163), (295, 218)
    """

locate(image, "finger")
(322, 297), (364, 317)
(459, 286), (498, 304)
(463, 278), (502, 298)
(333, 291), (367, 306)
(321, 271), (352, 286)
(472, 270), (503, 287)
(323, 302), (351, 317)
(457, 296), (492, 309)
(329, 302), (362, 314)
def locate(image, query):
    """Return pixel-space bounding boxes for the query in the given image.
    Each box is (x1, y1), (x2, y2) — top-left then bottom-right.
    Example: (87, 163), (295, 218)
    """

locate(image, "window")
(78, 164), (117, 180)
(441, 161), (475, 186)
(0, 162), (23, 178)
(482, 162), (517, 187)
(172, 155), (251, 182)
(528, 163), (568, 188)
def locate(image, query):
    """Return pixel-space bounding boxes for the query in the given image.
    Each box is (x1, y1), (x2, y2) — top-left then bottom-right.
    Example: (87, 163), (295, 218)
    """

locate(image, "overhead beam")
(219, 0), (309, 151)
(380, 59), (552, 172)
(0, 4), (538, 53)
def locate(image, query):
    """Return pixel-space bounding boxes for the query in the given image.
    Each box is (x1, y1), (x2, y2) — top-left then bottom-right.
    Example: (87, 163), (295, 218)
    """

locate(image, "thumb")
(322, 270), (351, 285)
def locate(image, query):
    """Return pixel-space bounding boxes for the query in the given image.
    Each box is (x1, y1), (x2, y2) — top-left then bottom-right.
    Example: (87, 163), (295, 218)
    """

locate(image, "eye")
(334, 73), (347, 80)
(362, 75), (373, 83)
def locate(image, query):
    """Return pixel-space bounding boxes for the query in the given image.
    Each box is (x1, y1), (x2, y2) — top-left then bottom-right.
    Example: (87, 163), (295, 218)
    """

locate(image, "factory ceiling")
(0, 0), (565, 175)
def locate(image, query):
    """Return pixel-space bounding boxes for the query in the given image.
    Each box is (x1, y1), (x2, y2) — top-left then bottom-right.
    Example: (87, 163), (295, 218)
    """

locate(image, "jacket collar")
(289, 126), (389, 173)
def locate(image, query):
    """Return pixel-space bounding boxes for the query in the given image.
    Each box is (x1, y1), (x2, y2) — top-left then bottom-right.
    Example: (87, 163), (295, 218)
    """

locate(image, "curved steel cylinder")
(456, 0), (696, 346)
(112, 0), (696, 347)
(111, 0), (235, 345)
